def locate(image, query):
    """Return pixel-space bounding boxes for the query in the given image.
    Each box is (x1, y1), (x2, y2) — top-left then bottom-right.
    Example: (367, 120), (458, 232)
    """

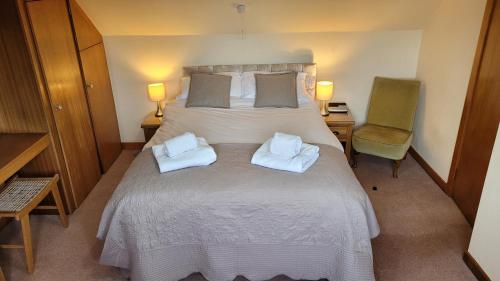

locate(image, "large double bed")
(97, 63), (380, 281)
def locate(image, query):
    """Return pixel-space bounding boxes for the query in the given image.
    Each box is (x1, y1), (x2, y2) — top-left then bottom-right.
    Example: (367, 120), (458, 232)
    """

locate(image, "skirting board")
(463, 251), (491, 281)
(122, 142), (145, 150)
(408, 146), (450, 195)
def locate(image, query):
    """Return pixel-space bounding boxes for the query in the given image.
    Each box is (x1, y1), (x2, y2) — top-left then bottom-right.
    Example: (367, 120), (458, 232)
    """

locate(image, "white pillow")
(216, 72), (242, 98)
(296, 72), (309, 103)
(241, 71), (269, 99)
(241, 71), (312, 104)
(179, 76), (190, 99)
(177, 72), (242, 99)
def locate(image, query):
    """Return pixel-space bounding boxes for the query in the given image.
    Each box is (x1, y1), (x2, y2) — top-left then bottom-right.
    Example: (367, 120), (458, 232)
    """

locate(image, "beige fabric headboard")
(183, 63), (317, 96)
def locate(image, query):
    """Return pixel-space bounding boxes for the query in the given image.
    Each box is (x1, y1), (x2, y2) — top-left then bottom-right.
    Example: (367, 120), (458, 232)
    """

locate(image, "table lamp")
(148, 82), (166, 117)
(316, 81), (333, 116)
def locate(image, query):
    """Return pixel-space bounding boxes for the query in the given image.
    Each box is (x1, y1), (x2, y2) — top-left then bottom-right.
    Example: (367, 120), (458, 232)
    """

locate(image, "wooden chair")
(0, 175), (68, 273)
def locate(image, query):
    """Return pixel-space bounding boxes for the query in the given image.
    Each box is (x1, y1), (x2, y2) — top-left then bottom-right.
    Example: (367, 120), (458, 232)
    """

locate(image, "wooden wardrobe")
(0, 0), (121, 213)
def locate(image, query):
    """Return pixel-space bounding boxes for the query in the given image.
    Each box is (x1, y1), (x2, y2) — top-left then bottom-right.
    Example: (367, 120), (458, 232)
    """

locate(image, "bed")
(97, 63), (380, 281)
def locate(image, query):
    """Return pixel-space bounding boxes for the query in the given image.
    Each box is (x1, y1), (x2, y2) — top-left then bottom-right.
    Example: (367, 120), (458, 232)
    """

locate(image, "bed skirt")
(101, 241), (375, 281)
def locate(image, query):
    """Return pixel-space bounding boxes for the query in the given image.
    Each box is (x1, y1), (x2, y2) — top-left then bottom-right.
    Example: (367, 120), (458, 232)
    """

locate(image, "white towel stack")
(163, 132), (199, 157)
(152, 133), (217, 173)
(251, 133), (319, 173)
(269, 132), (303, 158)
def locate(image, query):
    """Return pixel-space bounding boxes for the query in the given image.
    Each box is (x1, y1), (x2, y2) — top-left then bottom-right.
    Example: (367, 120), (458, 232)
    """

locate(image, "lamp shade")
(147, 83), (166, 102)
(316, 81), (333, 101)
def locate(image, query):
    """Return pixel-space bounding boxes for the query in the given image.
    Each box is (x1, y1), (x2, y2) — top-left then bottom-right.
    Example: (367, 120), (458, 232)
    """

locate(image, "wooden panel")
(0, 0), (46, 134)
(463, 252), (491, 281)
(68, 0), (102, 51)
(0, 0), (74, 212)
(451, 0), (500, 225)
(16, 0), (76, 212)
(79, 43), (122, 172)
(26, 0), (101, 207)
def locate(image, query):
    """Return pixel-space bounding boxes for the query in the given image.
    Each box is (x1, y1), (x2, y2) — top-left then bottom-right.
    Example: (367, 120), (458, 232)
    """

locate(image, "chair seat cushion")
(352, 124), (412, 160)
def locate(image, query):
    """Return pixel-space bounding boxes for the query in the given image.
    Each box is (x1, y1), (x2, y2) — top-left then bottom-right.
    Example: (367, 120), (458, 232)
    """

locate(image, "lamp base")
(155, 101), (163, 117)
(319, 100), (329, 116)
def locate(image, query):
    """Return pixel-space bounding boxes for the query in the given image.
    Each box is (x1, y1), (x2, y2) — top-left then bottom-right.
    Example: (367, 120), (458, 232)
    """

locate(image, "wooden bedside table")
(323, 109), (355, 161)
(141, 112), (162, 143)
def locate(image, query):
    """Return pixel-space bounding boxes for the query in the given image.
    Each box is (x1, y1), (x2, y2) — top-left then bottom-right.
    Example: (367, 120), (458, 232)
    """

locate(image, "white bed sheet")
(144, 98), (343, 152)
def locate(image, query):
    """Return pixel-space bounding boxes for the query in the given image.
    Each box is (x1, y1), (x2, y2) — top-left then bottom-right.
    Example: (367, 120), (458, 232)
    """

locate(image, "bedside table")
(141, 112), (162, 143)
(323, 110), (355, 161)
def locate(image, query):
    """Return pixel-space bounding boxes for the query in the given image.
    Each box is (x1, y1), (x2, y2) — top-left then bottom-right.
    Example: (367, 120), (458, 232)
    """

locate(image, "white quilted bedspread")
(97, 143), (379, 281)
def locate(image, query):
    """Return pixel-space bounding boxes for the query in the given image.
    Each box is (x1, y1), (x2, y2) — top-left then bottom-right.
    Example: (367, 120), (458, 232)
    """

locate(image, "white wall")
(104, 31), (422, 142)
(413, 0), (486, 180)
(77, 0), (440, 36)
(468, 124), (500, 280)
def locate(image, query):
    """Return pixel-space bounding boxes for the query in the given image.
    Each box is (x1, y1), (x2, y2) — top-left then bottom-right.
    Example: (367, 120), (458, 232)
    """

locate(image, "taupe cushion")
(186, 73), (231, 108)
(254, 72), (298, 108)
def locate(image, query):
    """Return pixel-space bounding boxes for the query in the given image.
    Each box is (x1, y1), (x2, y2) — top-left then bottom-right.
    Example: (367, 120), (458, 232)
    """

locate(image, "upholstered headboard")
(183, 63), (317, 96)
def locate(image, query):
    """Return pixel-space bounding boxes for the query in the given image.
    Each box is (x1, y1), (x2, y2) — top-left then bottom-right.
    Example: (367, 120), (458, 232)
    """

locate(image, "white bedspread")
(98, 144), (379, 281)
(144, 99), (343, 152)
(98, 99), (379, 281)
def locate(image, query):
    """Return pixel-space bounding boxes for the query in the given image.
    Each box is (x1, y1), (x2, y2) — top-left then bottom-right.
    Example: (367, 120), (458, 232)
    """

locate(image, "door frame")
(447, 0), (497, 194)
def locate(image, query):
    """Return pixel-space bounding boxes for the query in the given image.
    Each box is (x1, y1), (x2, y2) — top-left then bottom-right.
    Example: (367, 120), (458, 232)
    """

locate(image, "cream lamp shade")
(316, 81), (334, 116)
(316, 81), (333, 101)
(147, 83), (166, 102)
(148, 82), (166, 117)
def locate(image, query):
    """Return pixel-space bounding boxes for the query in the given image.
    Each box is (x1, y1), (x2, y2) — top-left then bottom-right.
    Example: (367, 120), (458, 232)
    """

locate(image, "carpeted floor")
(0, 151), (476, 281)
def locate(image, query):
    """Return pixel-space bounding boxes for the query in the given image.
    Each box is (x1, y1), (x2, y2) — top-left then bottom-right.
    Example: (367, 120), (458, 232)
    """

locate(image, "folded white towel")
(269, 132), (303, 159)
(153, 137), (217, 173)
(163, 132), (198, 157)
(251, 139), (319, 173)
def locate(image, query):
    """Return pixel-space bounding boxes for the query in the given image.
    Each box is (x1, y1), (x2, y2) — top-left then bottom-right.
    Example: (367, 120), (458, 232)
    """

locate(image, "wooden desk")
(0, 133), (50, 184)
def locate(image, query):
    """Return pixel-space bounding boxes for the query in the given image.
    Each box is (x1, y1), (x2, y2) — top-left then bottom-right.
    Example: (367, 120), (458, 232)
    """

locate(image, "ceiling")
(76, 0), (442, 36)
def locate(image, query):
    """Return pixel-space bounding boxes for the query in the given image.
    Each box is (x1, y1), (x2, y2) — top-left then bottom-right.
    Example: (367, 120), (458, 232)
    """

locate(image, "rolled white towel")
(269, 132), (303, 159)
(163, 132), (198, 157)
(251, 138), (319, 173)
(153, 137), (217, 173)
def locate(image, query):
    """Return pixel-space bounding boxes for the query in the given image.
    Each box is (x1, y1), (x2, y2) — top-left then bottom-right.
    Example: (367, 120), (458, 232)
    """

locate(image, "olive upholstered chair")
(352, 77), (420, 178)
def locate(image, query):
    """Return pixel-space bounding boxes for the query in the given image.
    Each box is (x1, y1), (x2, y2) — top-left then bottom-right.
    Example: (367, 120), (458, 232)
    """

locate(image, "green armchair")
(352, 77), (420, 178)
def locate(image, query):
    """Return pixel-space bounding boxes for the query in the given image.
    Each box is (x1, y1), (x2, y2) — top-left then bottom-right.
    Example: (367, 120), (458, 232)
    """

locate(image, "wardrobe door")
(80, 43), (122, 172)
(68, 0), (102, 51)
(451, 0), (500, 225)
(26, 0), (101, 206)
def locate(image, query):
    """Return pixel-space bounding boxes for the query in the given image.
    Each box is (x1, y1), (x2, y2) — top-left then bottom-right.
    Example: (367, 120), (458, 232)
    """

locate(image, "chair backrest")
(367, 77), (420, 131)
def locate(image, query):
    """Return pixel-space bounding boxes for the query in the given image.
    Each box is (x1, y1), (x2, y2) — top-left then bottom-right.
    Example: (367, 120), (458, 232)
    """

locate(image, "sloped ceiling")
(76, 0), (441, 36)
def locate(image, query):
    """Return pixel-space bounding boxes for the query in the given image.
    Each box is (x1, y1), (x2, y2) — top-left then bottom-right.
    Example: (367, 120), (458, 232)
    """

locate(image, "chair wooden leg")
(393, 159), (402, 178)
(0, 266), (5, 281)
(20, 215), (34, 273)
(51, 184), (68, 228)
(351, 149), (358, 168)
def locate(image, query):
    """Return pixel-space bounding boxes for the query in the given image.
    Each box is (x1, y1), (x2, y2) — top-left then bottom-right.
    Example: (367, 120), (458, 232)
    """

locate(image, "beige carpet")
(0, 151), (476, 281)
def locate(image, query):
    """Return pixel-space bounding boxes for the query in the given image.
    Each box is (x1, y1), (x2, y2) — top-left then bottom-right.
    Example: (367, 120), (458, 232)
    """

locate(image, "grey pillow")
(186, 73), (231, 108)
(254, 72), (298, 108)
